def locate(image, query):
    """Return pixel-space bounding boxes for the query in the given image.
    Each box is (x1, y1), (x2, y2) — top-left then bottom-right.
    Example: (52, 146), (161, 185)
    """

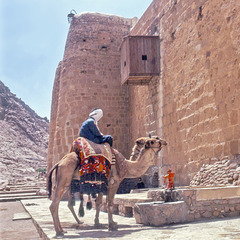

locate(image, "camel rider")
(79, 108), (113, 147)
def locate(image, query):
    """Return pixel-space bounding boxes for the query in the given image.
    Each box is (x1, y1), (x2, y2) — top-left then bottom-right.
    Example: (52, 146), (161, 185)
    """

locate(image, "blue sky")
(0, 0), (153, 119)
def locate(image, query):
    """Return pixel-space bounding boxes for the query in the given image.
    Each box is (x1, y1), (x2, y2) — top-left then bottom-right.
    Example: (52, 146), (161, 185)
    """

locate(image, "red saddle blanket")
(70, 137), (111, 187)
(71, 137), (113, 163)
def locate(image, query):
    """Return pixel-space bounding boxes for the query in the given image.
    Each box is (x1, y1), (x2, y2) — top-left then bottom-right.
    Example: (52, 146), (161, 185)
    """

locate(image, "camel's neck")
(129, 145), (141, 161)
(124, 148), (157, 178)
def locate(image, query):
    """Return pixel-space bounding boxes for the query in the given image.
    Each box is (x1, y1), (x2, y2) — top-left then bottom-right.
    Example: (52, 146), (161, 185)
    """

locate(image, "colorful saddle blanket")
(70, 137), (112, 195)
(71, 137), (113, 163)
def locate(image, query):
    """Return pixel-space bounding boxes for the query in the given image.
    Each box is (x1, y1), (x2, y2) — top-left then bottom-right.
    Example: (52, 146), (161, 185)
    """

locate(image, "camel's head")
(136, 136), (167, 152)
(130, 136), (167, 163)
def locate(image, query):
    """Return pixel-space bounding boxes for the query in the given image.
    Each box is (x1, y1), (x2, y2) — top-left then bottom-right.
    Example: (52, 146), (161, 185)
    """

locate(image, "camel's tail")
(47, 163), (59, 199)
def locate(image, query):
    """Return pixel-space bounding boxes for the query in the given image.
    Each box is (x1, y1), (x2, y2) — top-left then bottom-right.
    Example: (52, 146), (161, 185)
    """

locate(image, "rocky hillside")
(0, 81), (49, 189)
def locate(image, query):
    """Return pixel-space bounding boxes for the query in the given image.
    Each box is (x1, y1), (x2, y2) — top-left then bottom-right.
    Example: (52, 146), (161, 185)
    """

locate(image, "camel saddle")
(71, 137), (113, 164)
(70, 137), (113, 195)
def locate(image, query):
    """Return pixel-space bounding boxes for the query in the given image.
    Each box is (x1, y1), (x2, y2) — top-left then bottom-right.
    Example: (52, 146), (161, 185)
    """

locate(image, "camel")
(47, 136), (167, 236)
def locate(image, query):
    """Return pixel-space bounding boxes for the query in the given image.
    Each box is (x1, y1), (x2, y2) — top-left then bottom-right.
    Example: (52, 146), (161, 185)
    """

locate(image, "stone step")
(10, 181), (46, 185)
(8, 180), (46, 186)
(9, 183), (38, 186)
(0, 189), (39, 195)
(0, 179), (48, 202)
(6, 185), (45, 191)
(7, 183), (45, 187)
(0, 195), (47, 202)
(6, 185), (43, 189)
(114, 192), (153, 207)
(112, 192), (153, 217)
(82, 191), (154, 217)
(0, 186), (48, 202)
(0, 192), (38, 199)
(3, 188), (42, 194)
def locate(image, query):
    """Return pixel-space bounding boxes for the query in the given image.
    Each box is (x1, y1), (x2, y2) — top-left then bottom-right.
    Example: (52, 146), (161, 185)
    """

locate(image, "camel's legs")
(67, 192), (83, 224)
(78, 193), (85, 217)
(49, 162), (77, 236)
(107, 179), (120, 231)
(49, 183), (68, 236)
(94, 192), (103, 227)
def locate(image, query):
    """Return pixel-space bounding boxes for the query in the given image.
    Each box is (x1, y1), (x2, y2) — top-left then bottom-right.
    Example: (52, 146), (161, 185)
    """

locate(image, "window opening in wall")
(83, 39), (86, 42)
(142, 55), (147, 61)
(124, 61), (126, 67)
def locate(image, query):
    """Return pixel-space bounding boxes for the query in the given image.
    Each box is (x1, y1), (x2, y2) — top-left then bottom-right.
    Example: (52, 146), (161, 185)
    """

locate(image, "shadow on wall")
(117, 173), (158, 194)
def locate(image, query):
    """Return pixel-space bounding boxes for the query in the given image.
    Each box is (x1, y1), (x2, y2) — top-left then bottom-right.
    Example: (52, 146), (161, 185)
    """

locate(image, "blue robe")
(79, 117), (113, 146)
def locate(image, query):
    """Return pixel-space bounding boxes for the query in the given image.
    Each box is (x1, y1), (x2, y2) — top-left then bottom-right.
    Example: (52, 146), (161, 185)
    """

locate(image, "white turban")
(89, 108), (103, 122)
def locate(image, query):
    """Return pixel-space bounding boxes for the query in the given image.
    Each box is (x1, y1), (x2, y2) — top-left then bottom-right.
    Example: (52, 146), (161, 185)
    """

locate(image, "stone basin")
(134, 186), (240, 226)
(134, 201), (187, 226)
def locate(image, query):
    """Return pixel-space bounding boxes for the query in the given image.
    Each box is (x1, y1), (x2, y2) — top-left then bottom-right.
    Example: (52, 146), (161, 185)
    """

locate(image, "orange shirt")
(164, 172), (175, 184)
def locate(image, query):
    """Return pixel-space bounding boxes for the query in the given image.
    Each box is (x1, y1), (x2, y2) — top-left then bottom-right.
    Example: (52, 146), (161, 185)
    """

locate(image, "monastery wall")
(47, 13), (134, 170)
(129, 0), (240, 185)
(48, 0), (240, 187)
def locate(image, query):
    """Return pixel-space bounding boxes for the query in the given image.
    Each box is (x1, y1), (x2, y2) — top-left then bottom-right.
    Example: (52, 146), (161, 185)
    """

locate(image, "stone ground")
(0, 201), (42, 240)
(1, 198), (238, 240)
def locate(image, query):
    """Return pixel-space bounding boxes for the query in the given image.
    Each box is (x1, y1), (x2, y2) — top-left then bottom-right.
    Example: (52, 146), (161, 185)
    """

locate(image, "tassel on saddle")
(78, 194), (85, 217)
(86, 194), (92, 210)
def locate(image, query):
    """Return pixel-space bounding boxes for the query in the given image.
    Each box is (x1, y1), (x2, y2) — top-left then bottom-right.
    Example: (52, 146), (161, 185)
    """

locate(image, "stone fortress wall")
(128, 0), (240, 186)
(48, 0), (240, 187)
(47, 13), (135, 170)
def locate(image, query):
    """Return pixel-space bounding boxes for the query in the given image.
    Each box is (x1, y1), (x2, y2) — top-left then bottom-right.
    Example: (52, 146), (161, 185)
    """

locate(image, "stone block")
(194, 212), (201, 219)
(230, 110), (238, 125)
(213, 211), (219, 217)
(224, 142), (230, 156)
(234, 125), (240, 139)
(196, 186), (240, 201)
(228, 198), (240, 204)
(223, 127), (233, 141)
(100, 202), (107, 212)
(202, 211), (212, 218)
(227, 211), (240, 217)
(118, 205), (133, 217)
(230, 140), (239, 155)
(113, 204), (119, 214)
(186, 214), (195, 222)
(233, 173), (239, 181)
(235, 205), (240, 211)
(134, 201), (187, 226)
(214, 144), (224, 158)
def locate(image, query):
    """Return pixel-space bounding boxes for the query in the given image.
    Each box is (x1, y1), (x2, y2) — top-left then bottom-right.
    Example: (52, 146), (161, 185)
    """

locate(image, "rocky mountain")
(0, 80), (49, 189)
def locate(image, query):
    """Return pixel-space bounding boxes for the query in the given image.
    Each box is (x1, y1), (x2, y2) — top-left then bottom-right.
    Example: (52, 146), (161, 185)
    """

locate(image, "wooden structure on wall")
(120, 36), (160, 85)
